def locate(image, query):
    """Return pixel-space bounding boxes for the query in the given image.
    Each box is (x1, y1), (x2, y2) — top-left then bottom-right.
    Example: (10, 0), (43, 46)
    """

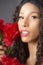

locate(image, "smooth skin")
(0, 45), (6, 61)
(18, 3), (41, 65)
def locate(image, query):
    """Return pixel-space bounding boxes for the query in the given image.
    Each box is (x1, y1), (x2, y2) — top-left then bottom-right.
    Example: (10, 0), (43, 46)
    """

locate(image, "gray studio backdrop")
(0, 0), (22, 23)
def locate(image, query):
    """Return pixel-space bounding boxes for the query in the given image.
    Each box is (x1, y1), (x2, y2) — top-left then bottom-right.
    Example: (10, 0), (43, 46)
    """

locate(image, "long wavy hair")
(10, 0), (43, 65)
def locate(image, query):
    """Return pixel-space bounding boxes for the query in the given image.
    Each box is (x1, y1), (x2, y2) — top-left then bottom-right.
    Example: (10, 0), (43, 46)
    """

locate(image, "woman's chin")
(21, 37), (29, 43)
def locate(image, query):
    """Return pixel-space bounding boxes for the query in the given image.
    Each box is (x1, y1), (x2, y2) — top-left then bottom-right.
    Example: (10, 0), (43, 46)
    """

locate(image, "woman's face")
(18, 3), (40, 43)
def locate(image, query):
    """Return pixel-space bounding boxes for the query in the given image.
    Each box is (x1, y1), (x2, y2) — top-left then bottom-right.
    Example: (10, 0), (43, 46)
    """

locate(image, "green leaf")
(0, 30), (4, 45)
(0, 30), (3, 41)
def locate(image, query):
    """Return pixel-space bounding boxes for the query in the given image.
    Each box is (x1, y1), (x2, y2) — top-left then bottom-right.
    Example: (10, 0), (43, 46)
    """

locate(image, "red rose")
(3, 37), (12, 46)
(3, 22), (20, 46)
(1, 55), (25, 65)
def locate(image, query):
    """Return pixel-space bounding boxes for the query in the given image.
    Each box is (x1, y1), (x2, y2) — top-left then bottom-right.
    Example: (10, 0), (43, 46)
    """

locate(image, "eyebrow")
(20, 11), (40, 15)
(31, 12), (40, 14)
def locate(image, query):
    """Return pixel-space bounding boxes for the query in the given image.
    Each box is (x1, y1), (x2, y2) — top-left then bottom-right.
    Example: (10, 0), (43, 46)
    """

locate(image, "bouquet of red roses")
(0, 19), (24, 65)
(0, 19), (20, 54)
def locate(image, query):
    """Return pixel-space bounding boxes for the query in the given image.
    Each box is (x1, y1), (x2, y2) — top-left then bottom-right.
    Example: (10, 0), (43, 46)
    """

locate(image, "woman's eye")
(31, 16), (38, 19)
(18, 16), (24, 19)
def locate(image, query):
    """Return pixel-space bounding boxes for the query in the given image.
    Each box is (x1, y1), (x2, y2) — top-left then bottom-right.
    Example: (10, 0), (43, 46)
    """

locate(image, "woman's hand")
(0, 45), (6, 61)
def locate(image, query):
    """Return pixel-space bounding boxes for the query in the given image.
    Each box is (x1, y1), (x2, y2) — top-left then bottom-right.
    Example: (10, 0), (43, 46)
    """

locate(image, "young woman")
(0, 0), (43, 65)
(12, 0), (43, 65)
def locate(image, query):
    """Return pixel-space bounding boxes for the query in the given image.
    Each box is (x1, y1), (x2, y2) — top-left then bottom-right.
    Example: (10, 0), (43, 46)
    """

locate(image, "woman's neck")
(26, 41), (38, 65)
(28, 41), (38, 57)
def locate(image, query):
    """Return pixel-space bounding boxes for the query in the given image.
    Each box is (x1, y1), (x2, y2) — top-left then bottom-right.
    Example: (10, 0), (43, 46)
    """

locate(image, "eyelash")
(31, 16), (39, 19)
(18, 16), (39, 20)
(18, 16), (24, 19)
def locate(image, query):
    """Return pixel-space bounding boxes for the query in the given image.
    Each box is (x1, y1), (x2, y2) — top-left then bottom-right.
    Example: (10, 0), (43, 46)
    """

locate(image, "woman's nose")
(22, 19), (29, 27)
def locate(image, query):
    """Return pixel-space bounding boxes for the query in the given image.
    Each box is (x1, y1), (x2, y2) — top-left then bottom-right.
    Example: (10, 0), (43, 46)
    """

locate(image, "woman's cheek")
(18, 21), (22, 31)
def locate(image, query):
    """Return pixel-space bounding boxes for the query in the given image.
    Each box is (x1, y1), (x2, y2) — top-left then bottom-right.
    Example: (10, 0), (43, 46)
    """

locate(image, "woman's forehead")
(19, 3), (40, 16)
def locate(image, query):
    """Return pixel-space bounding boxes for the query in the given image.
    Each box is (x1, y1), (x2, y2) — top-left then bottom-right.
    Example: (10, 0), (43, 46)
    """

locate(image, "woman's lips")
(20, 30), (30, 37)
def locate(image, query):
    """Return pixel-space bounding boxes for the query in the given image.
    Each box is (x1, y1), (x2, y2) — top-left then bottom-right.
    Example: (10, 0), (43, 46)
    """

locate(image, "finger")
(0, 45), (6, 51)
(0, 54), (4, 57)
(0, 45), (3, 49)
(0, 51), (5, 55)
